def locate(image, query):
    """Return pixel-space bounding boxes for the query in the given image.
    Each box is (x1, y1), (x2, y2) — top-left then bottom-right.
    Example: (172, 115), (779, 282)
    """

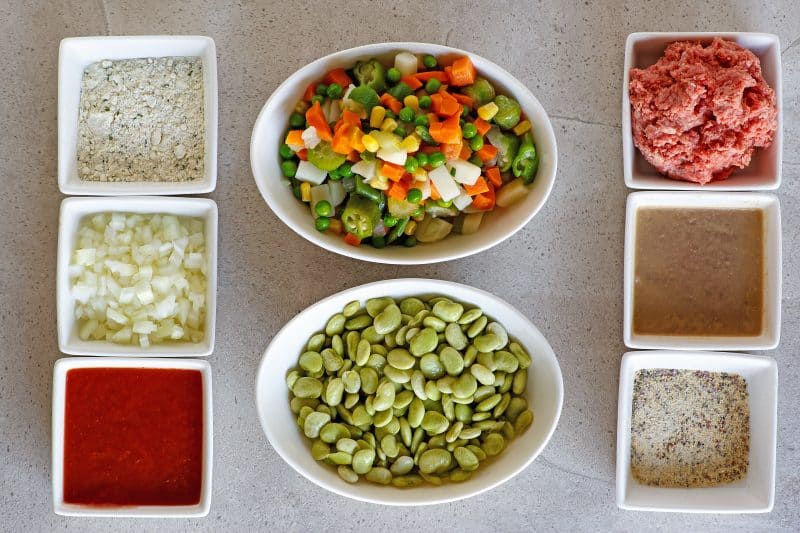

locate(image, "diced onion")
(70, 212), (207, 345)
(394, 52), (419, 76)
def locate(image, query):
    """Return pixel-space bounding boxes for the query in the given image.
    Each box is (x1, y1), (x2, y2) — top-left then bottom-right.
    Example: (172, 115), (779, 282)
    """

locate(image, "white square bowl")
(58, 36), (218, 195)
(57, 196), (218, 356)
(623, 191), (781, 351)
(622, 32), (783, 190)
(52, 357), (213, 517)
(616, 350), (777, 513)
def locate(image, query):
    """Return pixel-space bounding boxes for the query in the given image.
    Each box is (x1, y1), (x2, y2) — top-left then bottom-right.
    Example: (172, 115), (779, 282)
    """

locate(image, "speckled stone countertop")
(1, 1), (798, 531)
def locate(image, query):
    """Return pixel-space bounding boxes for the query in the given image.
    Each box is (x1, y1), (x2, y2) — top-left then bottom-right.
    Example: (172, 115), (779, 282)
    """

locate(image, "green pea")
(315, 200), (333, 218)
(418, 95), (432, 109)
(402, 156), (419, 175)
(416, 152), (429, 168)
(462, 122), (477, 139)
(310, 94), (324, 105)
(406, 187), (422, 204)
(423, 54), (437, 69)
(425, 78), (441, 94)
(394, 126), (407, 137)
(469, 135), (484, 151)
(281, 160), (298, 177)
(279, 143), (295, 159)
(403, 236), (417, 248)
(399, 106), (414, 122)
(289, 112), (306, 129)
(414, 114), (429, 127)
(387, 67), (402, 83)
(428, 151), (445, 168)
(326, 82), (343, 98)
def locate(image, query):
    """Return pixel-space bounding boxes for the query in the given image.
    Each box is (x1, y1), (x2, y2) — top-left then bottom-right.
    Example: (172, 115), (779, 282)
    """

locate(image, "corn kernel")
(380, 117), (398, 132)
(294, 100), (310, 114)
(403, 95), (419, 110)
(512, 120), (532, 136)
(327, 218), (343, 234)
(404, 220), (417, 235)
(413, 168), (428, 182)
(362, 134), (380, 152)
(370, 106), (386, 128)
(300, 182), (312, 202)
(478, 102), (499, 121)
(413, 213), (425, 222)
(368, 176), (389, 190)
(400, 134), (421, 153)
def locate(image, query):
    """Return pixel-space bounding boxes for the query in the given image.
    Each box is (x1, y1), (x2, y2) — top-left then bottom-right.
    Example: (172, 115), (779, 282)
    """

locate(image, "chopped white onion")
(295, 160), (328, 185)
(70, 212), (207, 345)
(394, 52), (419, 76)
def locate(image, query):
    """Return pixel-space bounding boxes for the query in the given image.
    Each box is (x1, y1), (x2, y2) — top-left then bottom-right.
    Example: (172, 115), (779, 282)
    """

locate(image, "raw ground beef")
(629, 38), (777, 184)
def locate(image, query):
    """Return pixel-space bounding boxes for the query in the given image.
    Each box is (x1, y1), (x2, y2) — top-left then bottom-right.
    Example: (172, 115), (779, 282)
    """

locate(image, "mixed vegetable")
(279, 52), (540, 248)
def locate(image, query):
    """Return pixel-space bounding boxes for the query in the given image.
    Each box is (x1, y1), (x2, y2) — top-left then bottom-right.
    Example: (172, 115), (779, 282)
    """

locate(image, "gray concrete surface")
(1, 0), (798, 531)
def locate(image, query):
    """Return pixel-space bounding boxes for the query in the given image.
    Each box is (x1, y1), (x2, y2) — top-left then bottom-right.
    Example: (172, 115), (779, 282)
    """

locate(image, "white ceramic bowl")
(52, 357), (214, 517)
(616, 350), (777, 513)
(250, 43), (558, 264)
(58, 35), (218, 195)
(622, 32), (782, 190)
(56, 196), (218, 356)
(255, 278), (563, 505)
(623, 191), (781, 351)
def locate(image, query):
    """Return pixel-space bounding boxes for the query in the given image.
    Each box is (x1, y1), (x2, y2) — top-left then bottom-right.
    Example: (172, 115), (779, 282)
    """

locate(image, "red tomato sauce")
(63, 368), (204, 506)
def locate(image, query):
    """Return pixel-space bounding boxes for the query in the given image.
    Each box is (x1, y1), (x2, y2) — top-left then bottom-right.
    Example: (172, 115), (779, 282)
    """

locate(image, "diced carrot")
(430, 91), (461, 117)
(473, 118), (491, 136)
(297, 149), (308, 161)
(341, 109), (361, 127)
(285, 130), (304, 148)
(331, 124), (352, 154)
(447, 57), (476, 86)
(429, 114), (462, 145)
(305, 101), (332, 141)
(346, 150), (360, 162)
(440, 141), (463, 161)
(413, 71), (449, 82)
(474, 143), (499, 163)
(484, 166), (503, 187)
(458, 143), (472, 161)
(379, 92), (403, 114)
(419, 144), (439, 155)
(323, 68), (352, 88)
(401, 75), (423, 90)
(471, 182), (496, 211)
(344, 233), (361, 246)
(453, 93), (473, 107)
(464, 176), (489, 196)
(429, 181), (441, 201)
(303, 83), (317, 102)
(387, 179), (409, 200)
(380, 161), (406, 182)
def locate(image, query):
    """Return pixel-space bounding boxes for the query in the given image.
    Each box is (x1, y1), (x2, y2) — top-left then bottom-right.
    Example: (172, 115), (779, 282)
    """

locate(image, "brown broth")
(633, 207), (764, 337)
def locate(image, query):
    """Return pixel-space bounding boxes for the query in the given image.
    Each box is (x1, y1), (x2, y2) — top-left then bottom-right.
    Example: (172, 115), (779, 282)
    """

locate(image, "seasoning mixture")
(633, 207), (764, 337)
(77, 56), (204, 182)
(630, 369), (750, 487)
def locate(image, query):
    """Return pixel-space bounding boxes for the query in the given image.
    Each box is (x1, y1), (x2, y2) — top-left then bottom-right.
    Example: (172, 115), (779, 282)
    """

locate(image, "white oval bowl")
(250, 43), (558, 264)
(255, 278), (564, 506)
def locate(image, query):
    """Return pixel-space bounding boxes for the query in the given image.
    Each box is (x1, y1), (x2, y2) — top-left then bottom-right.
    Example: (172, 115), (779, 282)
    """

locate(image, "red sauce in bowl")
(63, 368), (204, 506)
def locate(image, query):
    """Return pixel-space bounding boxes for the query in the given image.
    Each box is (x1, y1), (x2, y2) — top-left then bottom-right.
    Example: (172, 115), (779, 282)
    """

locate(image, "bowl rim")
(622, 190), (782, 351)
(250, 41), (558, 265)
(621, 31), (782, 191)
(56, 195), (218, 357)
(57, 34), (219, 196)
(615, 350), (777, 513)
(52, 356), (214, 517)
(254, 277), (564, 505)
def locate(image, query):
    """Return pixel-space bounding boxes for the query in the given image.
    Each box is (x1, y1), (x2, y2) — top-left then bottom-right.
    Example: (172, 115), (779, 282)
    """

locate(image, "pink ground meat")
(629, 38), (777, 184)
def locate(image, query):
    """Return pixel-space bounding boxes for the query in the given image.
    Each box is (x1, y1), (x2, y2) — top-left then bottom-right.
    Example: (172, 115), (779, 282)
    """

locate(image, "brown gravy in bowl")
(633, 207), (764, 337)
